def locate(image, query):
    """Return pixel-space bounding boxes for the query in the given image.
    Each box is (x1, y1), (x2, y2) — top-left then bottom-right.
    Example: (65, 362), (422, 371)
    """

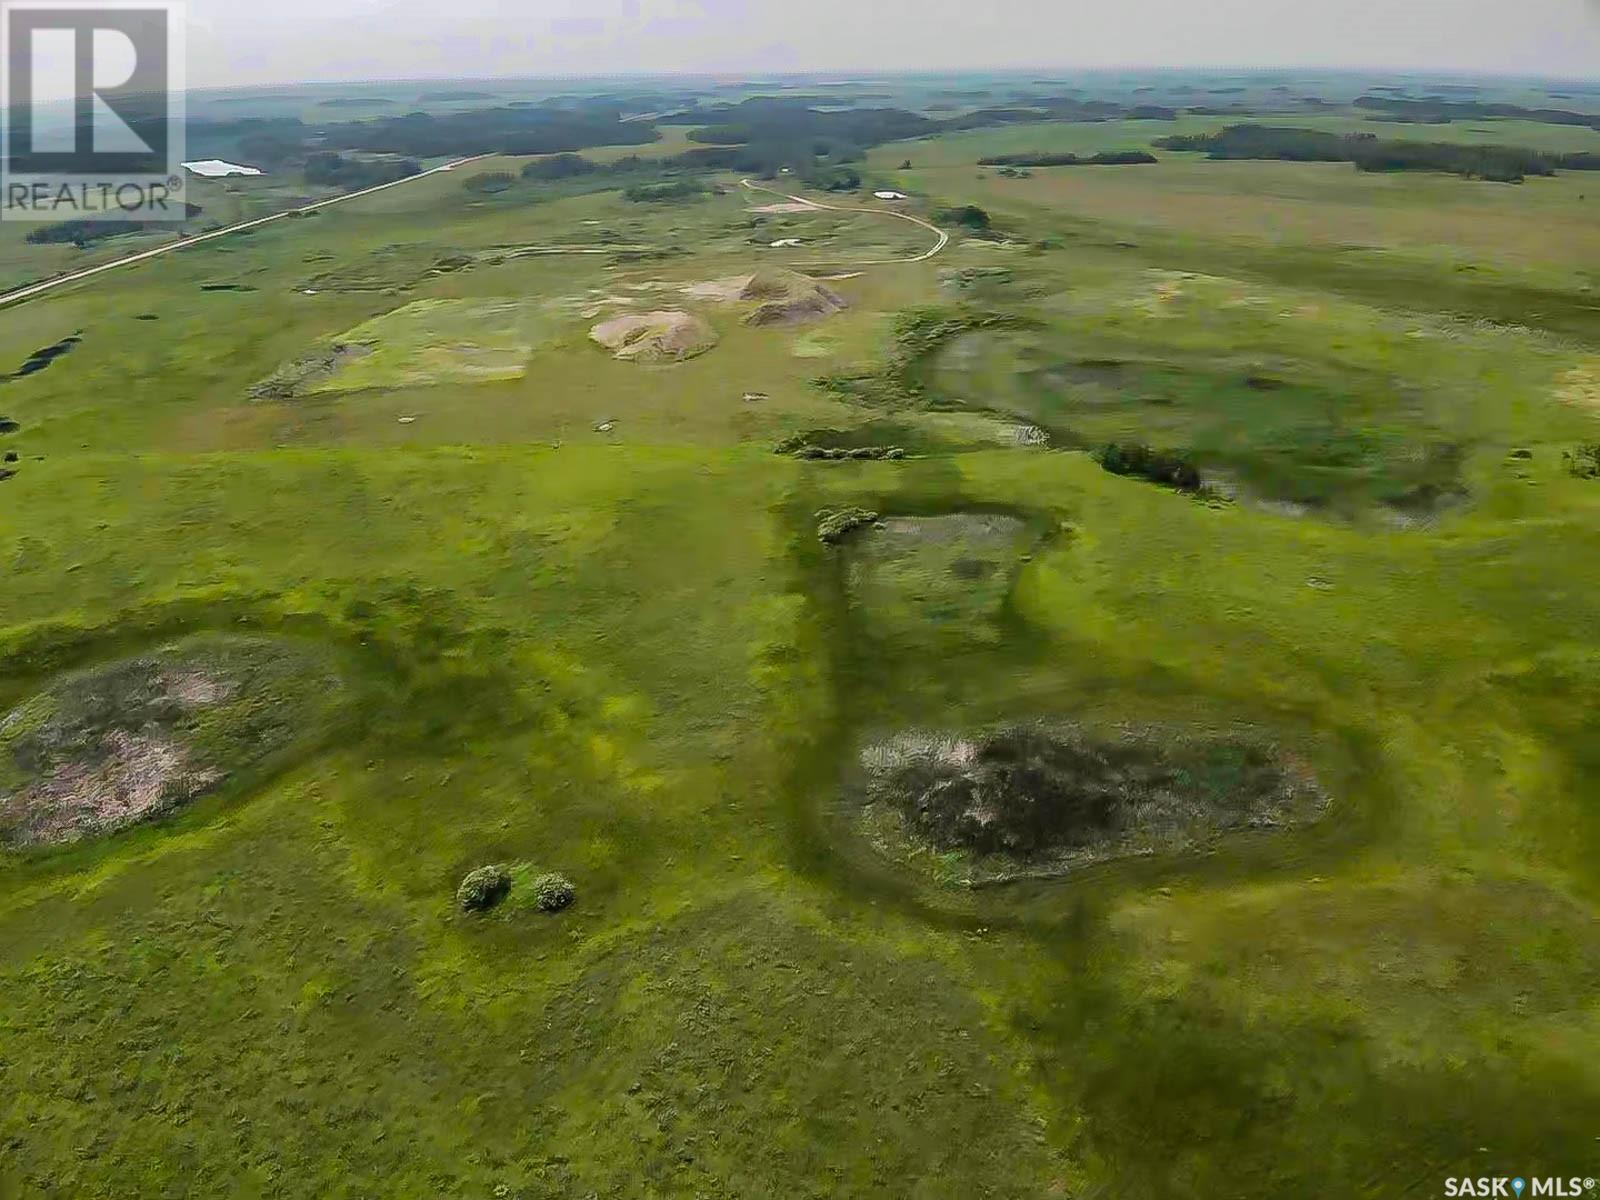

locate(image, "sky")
(185, 0), (1600, 89)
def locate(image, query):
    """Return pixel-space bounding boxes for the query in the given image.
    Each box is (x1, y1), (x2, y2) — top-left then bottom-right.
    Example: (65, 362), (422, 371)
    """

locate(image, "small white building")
(874, 190), (908, 201)
(182, 160), (263, 179)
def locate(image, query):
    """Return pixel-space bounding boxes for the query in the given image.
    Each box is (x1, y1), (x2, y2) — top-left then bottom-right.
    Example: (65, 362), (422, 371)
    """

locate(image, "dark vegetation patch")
(461, 170), (516, 195)
(249, 343), (373, 400)
(622, 178), (707, 203)
(931, 338), (1472, 514)
(0, 417), (18, 434)
(25, 207), (203, 246)
(200, 283), (256, 293)
(938, 205), (994, 233)
(458, 862), (577, 917)
(814, 306), (1033, 407)
(457, 864), (511, 913)
(1353, 94), (1600, 131)
(1154, 124), (1600, 182)
(816, 507), (880, 545)
(1564, 444), (1600, 479)
(777, 439), (907, 461)
(1096, 442), (1202, 492)
(419, 90), (498, 102)
(3, 333), (81, 383)
(322, 105), (660, 158)
(979, 151), (1158, 167)
(521, 153), (601, 181)
(0, 636), (347, 849)
(304, 152), (422, 190)
(856, 723), (1327, 883)
(532, 872), (577, 913)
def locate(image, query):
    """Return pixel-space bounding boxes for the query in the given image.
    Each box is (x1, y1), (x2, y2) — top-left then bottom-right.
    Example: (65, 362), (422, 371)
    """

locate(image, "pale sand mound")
(590, 311), (719, 363)
(740, 268), (849, 327)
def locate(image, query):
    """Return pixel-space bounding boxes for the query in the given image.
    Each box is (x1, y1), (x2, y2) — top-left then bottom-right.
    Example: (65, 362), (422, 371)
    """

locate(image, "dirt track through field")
(739, 178), (951, 267)
(0, 155), (494, 310)
(0, 167), (951, 312)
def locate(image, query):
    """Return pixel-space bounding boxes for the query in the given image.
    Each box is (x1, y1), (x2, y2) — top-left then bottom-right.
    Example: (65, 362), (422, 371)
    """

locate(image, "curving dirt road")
(0, 166), (950, 311)
(0, 155), (494, 310)
(739, 178), (951, 267)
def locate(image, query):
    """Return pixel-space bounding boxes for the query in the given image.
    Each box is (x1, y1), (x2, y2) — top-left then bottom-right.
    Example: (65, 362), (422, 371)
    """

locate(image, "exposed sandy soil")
(3, 730), (220, 848)
(589, 311), (719, 363)
(748, 201), (819, 214)
(1556, 360), (1600, 410)
(1, 637), (343, 849)
(681, 275), (755, 303)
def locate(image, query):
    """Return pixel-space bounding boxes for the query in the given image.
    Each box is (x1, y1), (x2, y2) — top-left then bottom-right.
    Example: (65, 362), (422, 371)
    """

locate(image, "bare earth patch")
(682, 275), (756, 302)
(853, 723), (1329, 886)
(740, 269), (849, 327)
(0, 636), (344, 849)
(1556, 360), (1600, 410)
(6, 732), (220, 847)
(589, 311), (719, 363)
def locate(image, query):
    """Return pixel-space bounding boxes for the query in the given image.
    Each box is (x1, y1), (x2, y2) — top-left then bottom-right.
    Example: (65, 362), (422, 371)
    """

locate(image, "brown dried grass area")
(2, 730), (221, 847)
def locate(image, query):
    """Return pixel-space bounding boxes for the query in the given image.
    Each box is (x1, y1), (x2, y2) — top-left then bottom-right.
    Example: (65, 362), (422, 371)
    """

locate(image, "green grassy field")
(2, 77), (1599, 1199)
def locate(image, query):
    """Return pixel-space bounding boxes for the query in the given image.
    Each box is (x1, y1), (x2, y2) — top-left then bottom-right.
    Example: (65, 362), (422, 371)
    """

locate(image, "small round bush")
(532, 873), (576, 914)
(457, 864), (511, 914)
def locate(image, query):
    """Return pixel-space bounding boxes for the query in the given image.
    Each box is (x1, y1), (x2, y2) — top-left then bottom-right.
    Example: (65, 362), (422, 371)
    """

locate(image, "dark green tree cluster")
(461, 171), (516, 195)
(938, 205), (993, 231)
(322, 105), (660, 158)
(622, 178), (707, 203)
(1097, 443), (1202, 492)
(1154, 124), (1600, 183)
(1565, 445), (1600, 479)
(304, 152), (422, 190)
(520, 153), (601, 181)
(26, 206), (203, 246)
(1353, 95), (1600, 131)
(978, 150), (1157, 167)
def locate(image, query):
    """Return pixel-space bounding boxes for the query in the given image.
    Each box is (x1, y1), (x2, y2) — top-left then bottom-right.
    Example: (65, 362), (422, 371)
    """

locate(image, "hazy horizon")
(186, 0), (1600, 92)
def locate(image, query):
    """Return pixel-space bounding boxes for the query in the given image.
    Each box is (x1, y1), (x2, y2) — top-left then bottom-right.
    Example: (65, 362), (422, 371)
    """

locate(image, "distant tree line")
(978, 150), (1158, 167)
(621, 178), (707, 203)
(1353, 95), (1600, 132)
(304, 152), (422, 190)
(1154, 124), (1600, 182)
(25, 206), (203, 246)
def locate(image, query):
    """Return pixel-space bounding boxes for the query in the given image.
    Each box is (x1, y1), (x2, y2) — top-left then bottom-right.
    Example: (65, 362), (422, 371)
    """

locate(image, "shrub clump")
(457, 865), (512, 914)
(1096, 442), (1202, 492)
(1564, 444), (1600, 479)
(776, 438), (906, 462)
(939, 204), (992, 231)
(816, 507), (880, 545)
(532, 873), (576, 913)
(623, 179), (706, 203)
